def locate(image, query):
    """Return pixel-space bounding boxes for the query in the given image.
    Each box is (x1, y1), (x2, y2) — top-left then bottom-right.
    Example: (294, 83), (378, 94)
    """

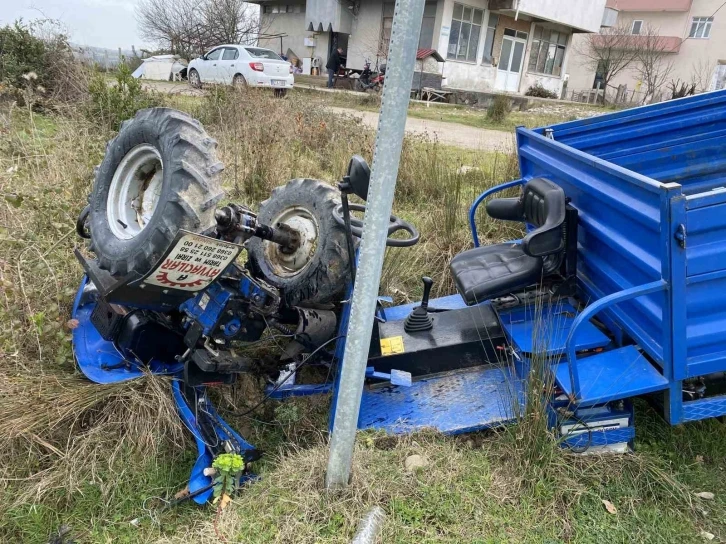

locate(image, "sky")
(1, 0), (150, 50)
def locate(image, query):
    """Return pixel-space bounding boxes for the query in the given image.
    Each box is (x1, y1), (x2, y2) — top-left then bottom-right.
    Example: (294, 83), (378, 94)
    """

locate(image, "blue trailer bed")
(354, 90), (726, 437)
(514, 89), (726, 424)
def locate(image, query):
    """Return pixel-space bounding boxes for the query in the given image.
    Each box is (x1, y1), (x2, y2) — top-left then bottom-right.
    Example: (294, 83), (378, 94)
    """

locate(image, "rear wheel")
(233, 74), (247, 88)
(88, 108), (224, 276)
(189, 68), (201, 88)
(247, 179), (353, 306)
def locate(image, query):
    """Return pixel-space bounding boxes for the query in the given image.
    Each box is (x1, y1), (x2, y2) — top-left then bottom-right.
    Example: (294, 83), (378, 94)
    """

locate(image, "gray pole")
(325, 0), (424, 489)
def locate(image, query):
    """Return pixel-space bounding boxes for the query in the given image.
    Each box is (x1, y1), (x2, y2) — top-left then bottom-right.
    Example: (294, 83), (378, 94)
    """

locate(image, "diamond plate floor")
(358, 365), (523, 435)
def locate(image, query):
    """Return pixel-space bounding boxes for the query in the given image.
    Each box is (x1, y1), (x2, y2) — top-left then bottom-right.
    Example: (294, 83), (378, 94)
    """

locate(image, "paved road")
(143, 81), (513, 152)
(327, 106), (513, 152)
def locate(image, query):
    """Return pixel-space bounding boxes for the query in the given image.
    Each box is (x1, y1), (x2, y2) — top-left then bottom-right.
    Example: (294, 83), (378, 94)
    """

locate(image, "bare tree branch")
(575, 23), (638, 94)
(135, 0), (261, 58)
(632, 23), (675, 102)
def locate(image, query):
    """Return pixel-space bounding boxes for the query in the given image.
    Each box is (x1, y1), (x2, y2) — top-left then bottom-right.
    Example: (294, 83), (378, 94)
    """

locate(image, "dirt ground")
(142, 80), (514, 152)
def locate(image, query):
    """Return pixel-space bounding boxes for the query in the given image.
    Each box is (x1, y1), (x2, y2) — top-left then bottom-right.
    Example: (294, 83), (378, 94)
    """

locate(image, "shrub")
(0, 19), (84, 103)
(87, 62), (163, 130)
(524, 83), (559, 99)
(486, 94), (511, 123)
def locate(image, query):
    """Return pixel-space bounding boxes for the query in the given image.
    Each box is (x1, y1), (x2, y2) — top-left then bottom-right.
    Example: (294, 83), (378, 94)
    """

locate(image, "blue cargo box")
(516, 89), (726, 424)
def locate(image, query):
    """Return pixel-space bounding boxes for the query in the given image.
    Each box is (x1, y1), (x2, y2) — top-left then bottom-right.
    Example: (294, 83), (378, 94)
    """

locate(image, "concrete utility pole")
(325, 0), (425, 489)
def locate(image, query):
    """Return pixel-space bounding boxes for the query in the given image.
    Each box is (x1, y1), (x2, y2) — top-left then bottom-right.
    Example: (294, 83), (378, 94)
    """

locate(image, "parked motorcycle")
(354, 59), (386, 93)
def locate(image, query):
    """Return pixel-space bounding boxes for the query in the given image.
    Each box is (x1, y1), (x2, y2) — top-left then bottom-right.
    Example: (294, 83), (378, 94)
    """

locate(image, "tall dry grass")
(0, 83), (522, 536)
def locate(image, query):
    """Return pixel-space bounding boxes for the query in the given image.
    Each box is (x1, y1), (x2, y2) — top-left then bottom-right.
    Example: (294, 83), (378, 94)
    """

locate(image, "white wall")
(347, 0), (385, 70)
(518, 0), (607, 33)
(259, 10), (332, 72)
(567, 0), (726, 97)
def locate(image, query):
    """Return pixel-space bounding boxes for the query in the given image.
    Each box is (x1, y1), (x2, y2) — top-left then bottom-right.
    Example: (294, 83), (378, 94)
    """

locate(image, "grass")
(291, 81), (609, 133)
(0, 81), (724, 544)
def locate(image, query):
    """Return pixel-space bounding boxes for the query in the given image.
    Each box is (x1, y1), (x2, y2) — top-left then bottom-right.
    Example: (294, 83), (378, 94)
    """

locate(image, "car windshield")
(244, 48), (282, 60)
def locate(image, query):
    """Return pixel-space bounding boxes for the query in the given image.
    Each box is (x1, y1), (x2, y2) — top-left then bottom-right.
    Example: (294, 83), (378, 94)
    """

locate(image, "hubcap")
(264, 207), (319, 277)
(106, 144), (163, 240)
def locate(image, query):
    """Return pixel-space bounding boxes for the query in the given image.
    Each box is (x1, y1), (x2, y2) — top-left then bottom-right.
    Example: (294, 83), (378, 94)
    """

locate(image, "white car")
(188, 45), (294, 92)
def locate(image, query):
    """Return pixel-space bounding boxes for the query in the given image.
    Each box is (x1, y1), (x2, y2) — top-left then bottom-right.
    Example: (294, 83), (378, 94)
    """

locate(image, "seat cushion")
(450, 244), (543, 305)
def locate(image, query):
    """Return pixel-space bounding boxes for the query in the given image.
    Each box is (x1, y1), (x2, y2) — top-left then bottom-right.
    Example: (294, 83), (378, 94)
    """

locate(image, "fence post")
(325, 0), (425, 489)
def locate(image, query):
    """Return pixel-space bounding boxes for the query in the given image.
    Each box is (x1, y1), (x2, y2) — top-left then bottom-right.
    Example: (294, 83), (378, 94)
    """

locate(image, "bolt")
(163, 289), (169, 294)
(227, 310), (234, 316)
(140, 284), (146, 289)
(241, 327), (247, 334)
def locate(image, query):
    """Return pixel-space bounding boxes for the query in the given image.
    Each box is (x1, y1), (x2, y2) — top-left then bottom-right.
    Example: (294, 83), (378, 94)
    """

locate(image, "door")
(495, 29), (527, 92)
(198, 47), (223, 82)
(217, 47), (240, 84)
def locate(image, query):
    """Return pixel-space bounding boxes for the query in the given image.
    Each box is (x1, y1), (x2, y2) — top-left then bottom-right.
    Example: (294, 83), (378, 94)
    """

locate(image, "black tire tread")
(89, 108), (224, 276)
(247, 178), (352, 306)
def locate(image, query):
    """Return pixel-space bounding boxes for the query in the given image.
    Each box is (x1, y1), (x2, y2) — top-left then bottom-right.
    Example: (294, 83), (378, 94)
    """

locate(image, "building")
(253, 0), (607, 95)
(568, 0), (726, 98)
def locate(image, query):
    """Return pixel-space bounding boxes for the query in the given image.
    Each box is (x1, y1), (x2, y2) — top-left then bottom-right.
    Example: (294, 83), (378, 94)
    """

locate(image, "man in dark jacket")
(326, 47), (344, 88)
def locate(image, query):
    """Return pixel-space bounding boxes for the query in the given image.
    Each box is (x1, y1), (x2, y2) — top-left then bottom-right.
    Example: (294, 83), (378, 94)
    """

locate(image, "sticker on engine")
(143, 231), (241, 292)
(380, 336), (404, 356)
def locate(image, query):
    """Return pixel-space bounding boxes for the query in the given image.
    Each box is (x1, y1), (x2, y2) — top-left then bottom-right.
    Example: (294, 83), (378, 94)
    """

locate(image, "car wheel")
(233, 74), (247, 88)
(273, 89), (288, 98)
(189, 69), (201, 88)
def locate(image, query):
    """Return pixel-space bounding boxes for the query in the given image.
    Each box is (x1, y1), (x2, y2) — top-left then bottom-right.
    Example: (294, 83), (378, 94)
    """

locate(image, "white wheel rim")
(190, 71), (199, 85)
(264, 206), (319, 277)
(106, 144), (163, 240)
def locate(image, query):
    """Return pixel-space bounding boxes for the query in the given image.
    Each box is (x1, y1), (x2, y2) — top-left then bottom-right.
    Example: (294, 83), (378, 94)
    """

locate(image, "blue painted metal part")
(171, 381), (215, 504)
(171, 380), (256, 504)
(180, 282), (235, 336)
(500, 301), (610, 357)
(555, 345), (669, 407)
(358, 365), (524, 434)
(72, 277), (182, 383)
(380, 293), (469, 322)
(564, 280), (667, 400)
(266, 383), (334, 399)
(468, 178), (524, 247)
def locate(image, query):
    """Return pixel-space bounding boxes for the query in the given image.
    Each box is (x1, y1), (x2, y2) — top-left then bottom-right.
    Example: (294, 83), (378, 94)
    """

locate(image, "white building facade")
(255, 0), (607, 95)
(568, 0), (726, 97)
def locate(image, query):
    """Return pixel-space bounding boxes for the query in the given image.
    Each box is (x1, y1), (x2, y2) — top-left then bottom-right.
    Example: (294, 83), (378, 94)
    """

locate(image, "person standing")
(326, 47), (344, 88)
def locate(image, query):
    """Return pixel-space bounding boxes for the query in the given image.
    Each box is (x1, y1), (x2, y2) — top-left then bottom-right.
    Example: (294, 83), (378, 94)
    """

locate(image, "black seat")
(451, 178), (566, 305)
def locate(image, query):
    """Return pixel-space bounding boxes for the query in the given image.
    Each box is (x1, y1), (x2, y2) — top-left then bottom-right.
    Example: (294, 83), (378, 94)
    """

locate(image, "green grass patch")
(1, 83), (724, 544)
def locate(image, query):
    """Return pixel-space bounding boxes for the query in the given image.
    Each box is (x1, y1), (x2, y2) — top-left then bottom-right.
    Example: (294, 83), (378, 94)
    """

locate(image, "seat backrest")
(521, 178), (566, 257)
(522, 178), (563, 227)
(486, 178), (566, 257)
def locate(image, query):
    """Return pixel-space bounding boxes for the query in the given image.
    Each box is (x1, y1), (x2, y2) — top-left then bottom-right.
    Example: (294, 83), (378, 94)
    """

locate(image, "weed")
(525, 83), (559, 100)
(87, 62), (164, 130)
(487, 94), (512, 124)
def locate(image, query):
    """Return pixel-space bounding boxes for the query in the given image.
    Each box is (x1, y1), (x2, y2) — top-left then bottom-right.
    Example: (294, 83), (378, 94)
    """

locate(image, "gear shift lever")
(404, 277), (434, 333)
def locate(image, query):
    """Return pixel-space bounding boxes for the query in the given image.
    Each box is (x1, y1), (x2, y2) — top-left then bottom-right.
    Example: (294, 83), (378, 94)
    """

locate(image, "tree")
(136, 0), (261, 59)
(632, 24), (675, 103)
(575, 23), (638, 95)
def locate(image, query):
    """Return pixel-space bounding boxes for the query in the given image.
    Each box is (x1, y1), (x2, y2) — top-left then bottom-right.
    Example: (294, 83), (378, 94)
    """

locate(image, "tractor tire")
(247, 179), (352, 307)
(88, 108), (224, 277)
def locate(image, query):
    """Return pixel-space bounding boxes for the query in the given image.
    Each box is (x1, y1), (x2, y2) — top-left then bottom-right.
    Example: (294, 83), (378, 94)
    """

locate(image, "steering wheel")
(333, 202), (420, 247)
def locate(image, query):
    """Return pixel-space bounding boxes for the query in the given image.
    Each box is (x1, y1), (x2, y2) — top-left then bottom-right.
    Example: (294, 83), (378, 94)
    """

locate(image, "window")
(689, 16), (713, 38)
(631, 20), (643, 35)
(447, 3), (483, 62)
(528, 26), (568, 77)
(205, 48), (223, 61)
(244, 47), (282, 60)
(381, 2), (436, 55)
(222, 48), (239, 61)
(482, 14), (498, 63)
